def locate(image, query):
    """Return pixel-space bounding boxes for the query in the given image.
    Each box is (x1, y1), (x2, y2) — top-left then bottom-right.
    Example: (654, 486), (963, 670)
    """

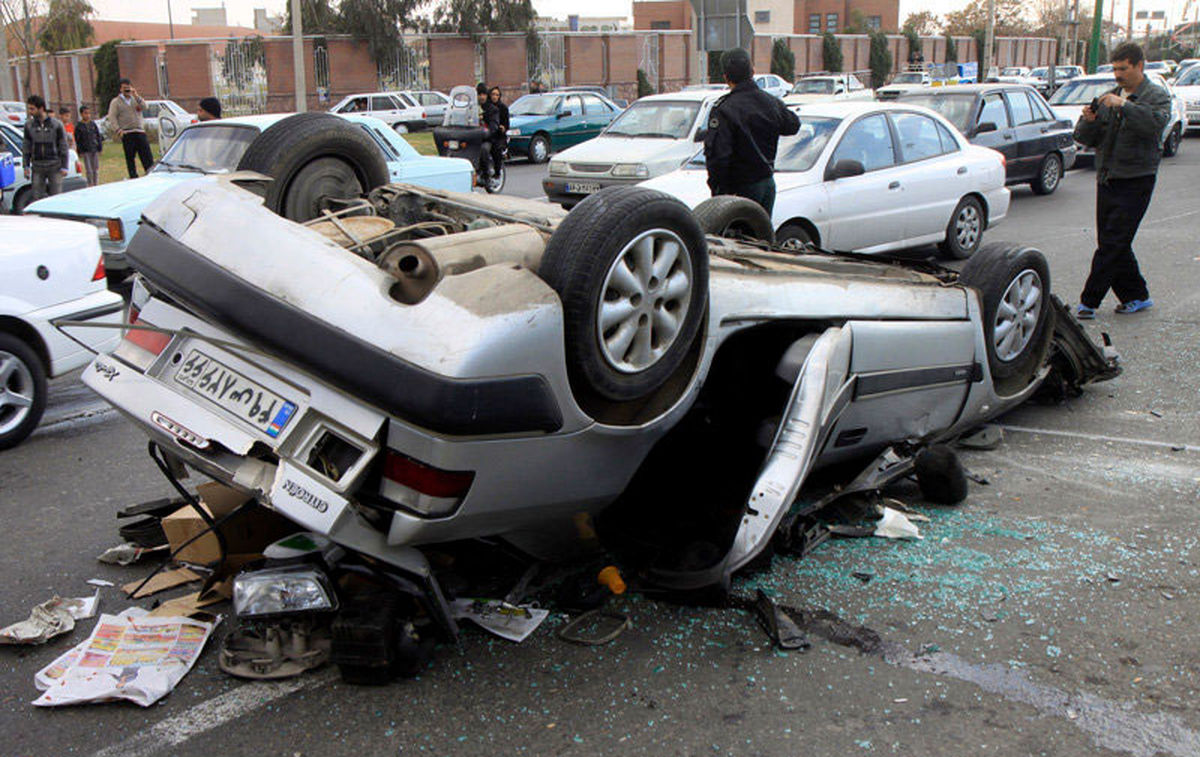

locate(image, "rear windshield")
(793, 79), (834, 94)
(893, 93), (975, 132)
(1048, 80), (1116, 105)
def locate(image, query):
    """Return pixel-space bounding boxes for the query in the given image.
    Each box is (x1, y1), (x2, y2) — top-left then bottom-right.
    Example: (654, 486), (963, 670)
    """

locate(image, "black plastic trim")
(126, 224), (564, 436)
(855, 364), (974, 398)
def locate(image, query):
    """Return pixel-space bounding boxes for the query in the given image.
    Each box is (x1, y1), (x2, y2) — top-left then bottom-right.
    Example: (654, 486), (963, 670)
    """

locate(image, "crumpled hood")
(26, 171), (211, 218)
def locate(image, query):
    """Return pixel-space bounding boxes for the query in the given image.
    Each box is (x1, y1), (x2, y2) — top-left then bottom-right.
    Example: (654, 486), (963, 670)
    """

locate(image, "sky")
(90, 0), (1195, 31)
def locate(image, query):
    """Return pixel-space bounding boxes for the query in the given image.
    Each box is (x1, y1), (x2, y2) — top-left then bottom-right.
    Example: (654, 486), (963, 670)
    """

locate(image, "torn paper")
(450, 598), (550, 643)
(1, 594), (100, 645)
(873, 507), (924, 540)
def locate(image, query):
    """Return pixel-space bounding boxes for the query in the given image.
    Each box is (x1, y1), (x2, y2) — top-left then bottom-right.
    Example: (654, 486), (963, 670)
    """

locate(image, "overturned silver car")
(82, 158), (1116, 663)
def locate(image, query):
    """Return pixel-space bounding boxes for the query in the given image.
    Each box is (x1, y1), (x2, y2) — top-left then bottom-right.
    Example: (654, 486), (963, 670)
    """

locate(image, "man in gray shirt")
(1072, 42), (1170, 318)
(107, 77), (154, 178)
(21, 94), (68, 200)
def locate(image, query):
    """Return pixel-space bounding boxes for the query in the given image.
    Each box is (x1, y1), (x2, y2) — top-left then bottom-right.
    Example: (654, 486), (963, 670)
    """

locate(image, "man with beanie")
(198, 97), (222, 121)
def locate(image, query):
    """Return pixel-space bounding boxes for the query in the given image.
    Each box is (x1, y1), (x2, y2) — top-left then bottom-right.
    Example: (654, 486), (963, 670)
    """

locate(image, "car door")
(821, 113), (907, 251)
(556, 95), (587, 146)
(971, 92), (1017, 176)
(580, 95), (612, 139)
(370, 95), (398, 127)
(887, 110), (961, 245)
(1003, 89), (1044, 179)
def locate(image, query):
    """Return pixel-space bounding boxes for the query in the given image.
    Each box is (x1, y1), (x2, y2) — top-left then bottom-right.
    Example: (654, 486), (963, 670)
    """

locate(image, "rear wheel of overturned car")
(938, 196), (984, 260)
(1030, 152), (1062, 195)
(0, 334), (47, 450)
(959, 243), (1054, 392)
(236, 113), (389, 223)
(540, 186), (709, 404)
(692, 195), (775, 244)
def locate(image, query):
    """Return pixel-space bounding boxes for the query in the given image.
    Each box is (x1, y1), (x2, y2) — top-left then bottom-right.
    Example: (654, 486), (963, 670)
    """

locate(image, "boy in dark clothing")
(75, 105), (103, 187)
(21, 95), (69, 200)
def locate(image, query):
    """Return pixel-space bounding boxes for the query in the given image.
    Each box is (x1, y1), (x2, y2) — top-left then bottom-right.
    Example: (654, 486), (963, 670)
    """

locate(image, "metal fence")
(211, 38), (268, 116)
(640, 34), (660, 90)
(378, 37), (429, 91)
(314, 42), (330, 103)
(527, 34), (565, 90)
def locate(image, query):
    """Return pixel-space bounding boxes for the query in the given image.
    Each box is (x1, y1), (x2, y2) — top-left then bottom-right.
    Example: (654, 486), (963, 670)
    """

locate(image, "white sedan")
(0, 216), (123, 448)
(640, 101), (1009, 258)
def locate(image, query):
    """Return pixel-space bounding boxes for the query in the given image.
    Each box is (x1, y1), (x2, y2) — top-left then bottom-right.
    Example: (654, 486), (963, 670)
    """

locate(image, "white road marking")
(90, 668), (338, 757)
(999, 424), (1200, 453)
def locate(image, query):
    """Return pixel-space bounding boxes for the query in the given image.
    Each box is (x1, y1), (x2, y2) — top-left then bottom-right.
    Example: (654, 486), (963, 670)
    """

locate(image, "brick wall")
(565, 36), (604, 85)
(485, 36), (527, 90)
(633, 0), (692, 30)
(326, 38), (377, 97)
(428, 37), (475, 93)
(262, 37), (317, 112)
(163, 43), (214, 113)
(116, 45), (162, 100)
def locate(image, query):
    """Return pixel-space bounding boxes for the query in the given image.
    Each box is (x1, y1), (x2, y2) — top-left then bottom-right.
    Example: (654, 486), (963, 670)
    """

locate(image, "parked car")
(507, 90), (623, 164)
(156, 101), (200, 153)
(328, 92), (426, 132)
(1048, 72), (1188, 158)
(0, 215), (123, 449)
(408, 90), (451, 127)
(784, 74), (873, 106)
(641, 101), (1009, 258)
(98, 98), (191, 142)
(1, 100), (26, 126)
(886, 84), (1077, 195)
(1169, 65), (1200, 131)
(1176, 59), (1200, 77)
(754, 73), (792, 98)
(543, 89), (724, 207)
(81, 171), (1117, 664)
(555, 85), (629, 109)
(1029, 65), (1084, 95)
(0, 122), (86, 213)
(995, 66), (1040, 88)
(890, 71), (932, 86)
(24, 113), (472, 286)
(1144, 60), (1172, 77)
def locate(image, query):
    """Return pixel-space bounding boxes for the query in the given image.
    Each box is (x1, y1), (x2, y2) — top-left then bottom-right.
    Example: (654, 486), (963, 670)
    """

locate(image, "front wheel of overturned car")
(938, 196), (984, 259)
(540, 186), (709, 404)
(0, 334), (47, 451)
(959, 243), (1054, 393)
(691, 195), (774, 244)
(236, 112), (389, 223)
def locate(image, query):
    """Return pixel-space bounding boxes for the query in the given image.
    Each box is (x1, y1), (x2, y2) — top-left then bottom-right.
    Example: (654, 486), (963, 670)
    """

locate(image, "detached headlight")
(233, 565), (338, 618)
(508, 128), (522, 136)
(549, 160), (568, 176)
(80, 217), (124, 242)
(612, 163), (649, 178)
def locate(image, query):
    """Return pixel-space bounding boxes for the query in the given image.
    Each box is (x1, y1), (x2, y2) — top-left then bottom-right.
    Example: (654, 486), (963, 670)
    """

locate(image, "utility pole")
(1088, 0), (1104, 71)
(167, 0), (174, 39)
(1070, 0), (1080, 65)
(291, 0), (306, 112)
(1127, 0), (1133, 39)
(983, 0), (995, 81)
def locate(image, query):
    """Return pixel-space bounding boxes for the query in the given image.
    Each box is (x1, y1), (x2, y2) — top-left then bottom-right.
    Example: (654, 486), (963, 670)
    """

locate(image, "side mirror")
(557, 110), (574, 119)
(974, 121), (998, 135)
(694, 128), (708, 142)
(826, 159), (865, 180)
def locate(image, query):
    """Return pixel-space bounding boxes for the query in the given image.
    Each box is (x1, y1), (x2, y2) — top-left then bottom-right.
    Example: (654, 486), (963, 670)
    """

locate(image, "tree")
(636, 67), (654, 97)
(971, 27), (988, 71)
(427, 0), (536, 36)
(282, 0), (338, 34)
(770, 37), (794, 82)
(943, 0), (1030, 36)
(36, 0), (92, 53)
(337, 0), (424, 66)
(822, 32), (842, 72)
(903, 11), (940, 36)
(945, 33), (958, 63)
(844, 9), (867, 34)
(93, 38), (120, 111)
(868, 28), (892, 87)
(1, 0), (46, 95)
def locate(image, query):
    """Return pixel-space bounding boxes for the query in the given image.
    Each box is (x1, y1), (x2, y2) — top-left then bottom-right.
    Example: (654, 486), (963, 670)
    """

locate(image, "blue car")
(506, 91), (622, 164)
(25, 112), (473, 285)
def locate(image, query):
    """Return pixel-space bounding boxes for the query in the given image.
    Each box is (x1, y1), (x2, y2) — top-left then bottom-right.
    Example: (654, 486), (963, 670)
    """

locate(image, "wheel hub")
(597, 229), (693, 373)
(0, 351), (35, 436)
(993, 269), (1043, 362)
(956, 205), (980, 249)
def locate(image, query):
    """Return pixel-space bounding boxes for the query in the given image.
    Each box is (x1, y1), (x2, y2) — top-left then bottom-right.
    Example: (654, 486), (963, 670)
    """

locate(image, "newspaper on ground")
(35, 607), (148, 691)
(0, 592), (100, 645)
(32, 611), (215, 707)
(450, 598), (550, 643)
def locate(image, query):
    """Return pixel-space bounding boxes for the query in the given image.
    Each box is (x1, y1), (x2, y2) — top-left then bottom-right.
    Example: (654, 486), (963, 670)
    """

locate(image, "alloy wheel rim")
(0, 351), (35, 436)
(597, 228), (693, 373)
(532, 139), (548, 162)
(1043, 157), (1060, 189)
(956, 205), (980, 249)
(994, 269), (1043, 361)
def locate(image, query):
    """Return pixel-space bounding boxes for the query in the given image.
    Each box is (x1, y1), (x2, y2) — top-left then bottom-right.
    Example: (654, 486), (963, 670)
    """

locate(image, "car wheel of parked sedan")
(528, 134), (551, 164)
(692, 196), (774, 244)
(11, 187), (30, 214)
(0, 334), (47, 450)
(938, 196), (984, 260)
(1162, 125), (1181, 158)
(775, 223), (813, 251)
(237, 113), (389, 223)
(540, 186), (709, 404)
(959, 243), (1054, 392)
(394, 123), (409, 134)
(1030, 153), (1062, 195)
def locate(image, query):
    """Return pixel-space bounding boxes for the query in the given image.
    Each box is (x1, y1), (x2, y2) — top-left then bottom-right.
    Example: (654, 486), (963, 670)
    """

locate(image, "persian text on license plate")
(173, 349), (297, 438)
(567, 182), (601, 194)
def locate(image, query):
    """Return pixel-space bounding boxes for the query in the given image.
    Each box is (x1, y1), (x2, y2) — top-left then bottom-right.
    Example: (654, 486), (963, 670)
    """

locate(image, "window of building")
(808, 13), (821, 33)
(755, 10), (770, 24)
(650, 20), (671, 29)
(867, 16), (882, 30)
(1150, 11), (1165, 18)
(826, 13), (838, 32)
(1135, 10), (1148, 18)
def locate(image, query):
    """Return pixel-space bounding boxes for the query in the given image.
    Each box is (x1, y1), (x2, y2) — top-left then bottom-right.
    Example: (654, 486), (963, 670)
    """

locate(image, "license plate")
(567, 182), (602, 194)
(446, 140), (461, 150)
(173, 349), (297, 438)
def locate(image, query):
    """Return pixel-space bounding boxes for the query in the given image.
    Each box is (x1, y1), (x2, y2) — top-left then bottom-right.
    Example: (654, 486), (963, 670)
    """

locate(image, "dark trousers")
(489, 136), (506, 177)
(713, 176), (776, 215)
(121, 131), (153, 178)
(1080, 175), (1155, 308)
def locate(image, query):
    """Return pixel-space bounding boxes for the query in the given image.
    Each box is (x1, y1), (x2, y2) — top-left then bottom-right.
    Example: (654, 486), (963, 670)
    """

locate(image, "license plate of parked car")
(173, 348), (297, 438)
(567, 182), (602, 194)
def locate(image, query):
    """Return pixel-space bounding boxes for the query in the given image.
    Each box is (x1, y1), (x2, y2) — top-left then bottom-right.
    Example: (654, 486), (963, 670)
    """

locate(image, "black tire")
(528, 134), (551, 163)
(1162, 124), (1181, 158)
(540, 186), (708, 403)
(959, 243), (1054, 392)
(11, 187), (31, 214)
(0, 333), (47, 450)
(1030, 152), (1062, 195)
(237, 113), (389, 222)
(775, 223), (813, 251)
(692, 195), (774, 244)
(938, 196), (985, 259)
(914, 445), (968, 504)
(480, 165), (505, 194)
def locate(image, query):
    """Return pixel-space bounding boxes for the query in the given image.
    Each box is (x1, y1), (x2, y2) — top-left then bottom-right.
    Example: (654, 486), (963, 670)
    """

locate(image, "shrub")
(637, 68), (655, 97)
(822, 32), (843, 73)
(868, 29), (893, 88)
(93, 40), (121, 112)
(770, 38), (795, 82)
(945, 33), (958, 63)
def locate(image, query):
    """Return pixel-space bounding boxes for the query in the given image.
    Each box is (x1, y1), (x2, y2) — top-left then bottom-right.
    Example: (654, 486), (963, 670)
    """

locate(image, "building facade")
(633, 0), (898, 35)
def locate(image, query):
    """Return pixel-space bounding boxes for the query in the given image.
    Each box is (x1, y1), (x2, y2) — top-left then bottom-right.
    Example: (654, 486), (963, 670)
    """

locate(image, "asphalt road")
(3, 137), (1200, 757)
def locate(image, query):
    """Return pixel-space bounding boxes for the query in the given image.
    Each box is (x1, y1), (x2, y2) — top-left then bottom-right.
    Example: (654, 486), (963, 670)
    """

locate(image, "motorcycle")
(432, 85), (505, 194)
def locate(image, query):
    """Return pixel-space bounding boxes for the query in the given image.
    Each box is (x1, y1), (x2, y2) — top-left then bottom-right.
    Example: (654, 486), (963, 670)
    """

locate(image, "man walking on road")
(21, 95), (69, 201)
(74, 105), (103, 187)
(1073, 42), (1170, 319)
(703, 48), (800, 215)
(107, 78), (154, 179)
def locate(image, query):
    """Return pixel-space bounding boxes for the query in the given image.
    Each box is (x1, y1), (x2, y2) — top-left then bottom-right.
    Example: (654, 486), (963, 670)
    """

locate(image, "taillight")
(113, 316), (171, 370)
(91, 255), (105, 281)
(381, 450), (474, 516)
(75, 161), (82, 174)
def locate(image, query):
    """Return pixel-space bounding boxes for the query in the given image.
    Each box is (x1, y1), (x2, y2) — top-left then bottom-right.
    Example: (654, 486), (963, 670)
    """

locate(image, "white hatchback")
(329, 92), (426, 132)
(640, 100), (1009, 258)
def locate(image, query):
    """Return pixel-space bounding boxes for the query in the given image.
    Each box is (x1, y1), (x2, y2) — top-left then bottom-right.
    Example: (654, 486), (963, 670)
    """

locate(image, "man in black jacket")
(74, 105), (103, 187)
(1072, 42), (1170, 318)
(21, 94), (69, 200)
(703, 48), (800, 214)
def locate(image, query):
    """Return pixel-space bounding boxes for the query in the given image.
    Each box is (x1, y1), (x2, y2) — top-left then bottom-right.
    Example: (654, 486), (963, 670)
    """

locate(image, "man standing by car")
(74, 105), (103, 187)
(107, 78), (153, 179)
(704, 48), (800, 214)
(21, 95), (68, 200)
(198, 97), (222, 121)
(1073, 42), (1170, 318)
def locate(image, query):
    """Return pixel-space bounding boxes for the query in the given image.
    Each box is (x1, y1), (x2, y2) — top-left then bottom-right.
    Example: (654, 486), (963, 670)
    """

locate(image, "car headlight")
(79, 217), (124, 242)
(549, 160), (568, 176)
(508, 128), (522, 136)
(232, 565), (338, 618)
(612, 163), (649, 178)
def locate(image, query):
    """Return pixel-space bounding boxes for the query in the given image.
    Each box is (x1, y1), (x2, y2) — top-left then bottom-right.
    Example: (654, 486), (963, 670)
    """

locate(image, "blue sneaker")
(1075, 304), (1096, 320)
(1114, 298), (1153, 314)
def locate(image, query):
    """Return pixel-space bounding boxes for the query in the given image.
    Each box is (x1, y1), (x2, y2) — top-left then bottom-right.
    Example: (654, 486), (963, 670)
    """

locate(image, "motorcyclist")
(476, 83), (501, 179)
(487, 87), (509, 179)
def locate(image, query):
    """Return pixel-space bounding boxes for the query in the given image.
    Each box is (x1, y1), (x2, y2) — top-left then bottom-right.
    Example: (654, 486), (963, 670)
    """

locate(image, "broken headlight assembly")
(233, 565), (339, 619)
